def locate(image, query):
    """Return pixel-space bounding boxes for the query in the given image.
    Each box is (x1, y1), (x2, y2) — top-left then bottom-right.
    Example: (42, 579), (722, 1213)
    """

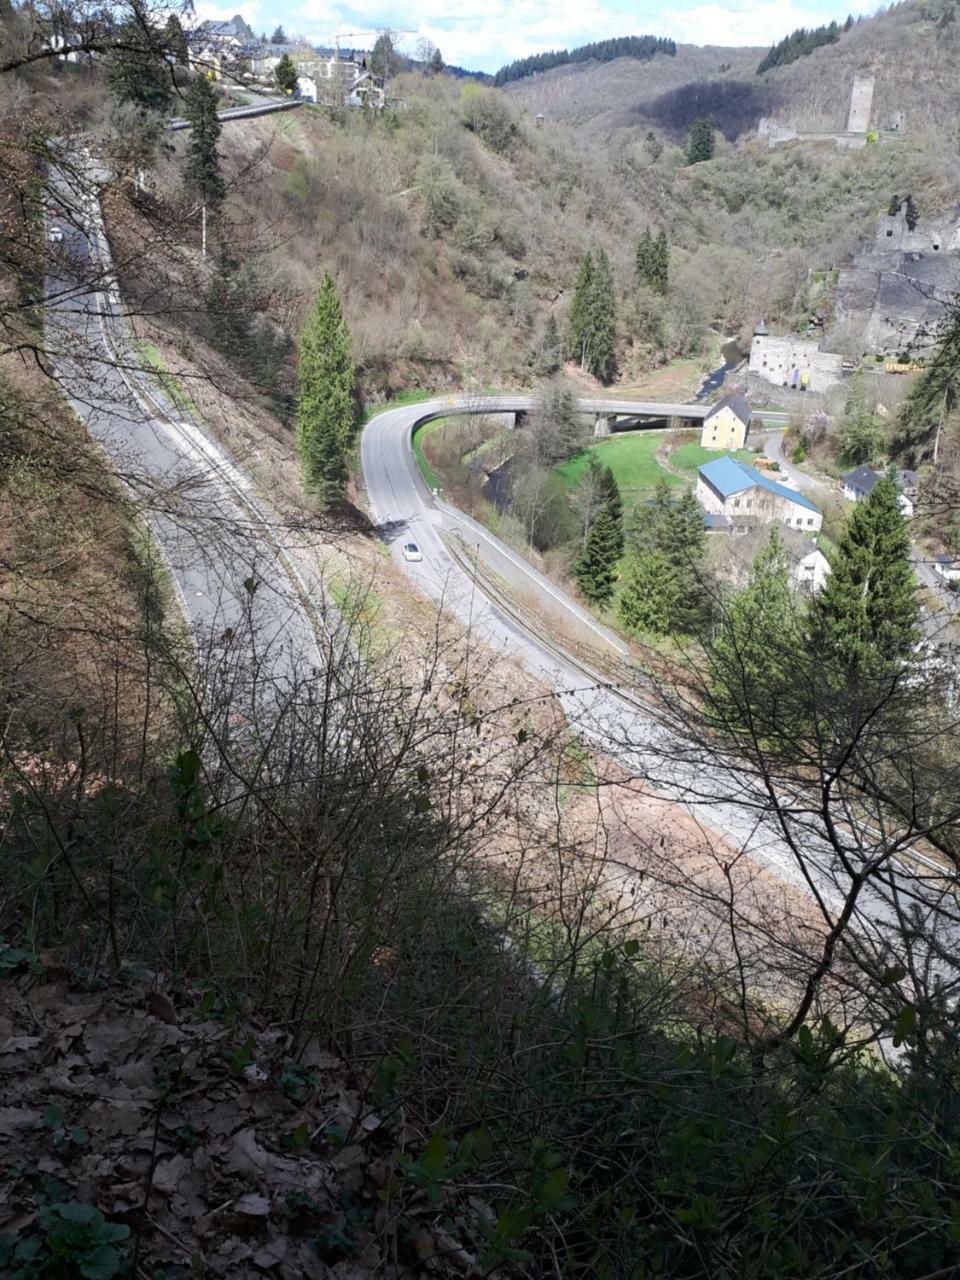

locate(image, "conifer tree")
(653, 230), (669, 294)
(108, 15), (174, 114)
(164, 14), (189, 64)
(575, 507), (620, 604)
(710, 530), (801, 736)
(838, 371), (883, 466)
(429, 47), (444, 75)
(568, 253), (593, 369)
(297, 274), (358, 496)
(685, 116), (715, 165)
(811, 476), (918, 676)
(893, 299), (960, 464)
(539, 312), (561, 374)
(586, 248), (617, 383)
(274, 53), (298, 94)
(270, 24), (287, 42)
(618, 545), (681, 636)
(599, 464), (624, 557)
(184, 74), (225, 208)
(635, 229), (653, 291)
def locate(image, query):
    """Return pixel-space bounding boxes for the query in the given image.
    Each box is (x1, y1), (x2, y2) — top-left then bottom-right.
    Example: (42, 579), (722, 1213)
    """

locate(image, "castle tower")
(846, 75), (875, 134)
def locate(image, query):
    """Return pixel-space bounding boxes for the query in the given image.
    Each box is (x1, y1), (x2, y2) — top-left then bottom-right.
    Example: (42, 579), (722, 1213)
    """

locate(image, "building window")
(886, 229), (893, 237)
(733, 499), (740, 509)
(807, 518), (814, 526)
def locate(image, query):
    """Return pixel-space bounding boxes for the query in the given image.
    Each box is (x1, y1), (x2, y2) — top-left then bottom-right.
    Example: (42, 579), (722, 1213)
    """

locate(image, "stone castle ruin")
(835, 201), (960, 356)
(845, 75), (875, 133)
(758, 73), (903, 150)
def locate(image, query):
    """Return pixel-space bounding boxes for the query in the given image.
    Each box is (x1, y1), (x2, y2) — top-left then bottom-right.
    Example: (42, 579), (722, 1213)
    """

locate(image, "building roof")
(842, 465), (881, 493)
(698, 455), (821, 514)
(706, 393), (752, 426)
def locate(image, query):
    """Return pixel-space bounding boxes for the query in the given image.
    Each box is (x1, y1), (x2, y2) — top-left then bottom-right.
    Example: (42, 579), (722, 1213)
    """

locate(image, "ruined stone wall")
(846, 75), (875, 133)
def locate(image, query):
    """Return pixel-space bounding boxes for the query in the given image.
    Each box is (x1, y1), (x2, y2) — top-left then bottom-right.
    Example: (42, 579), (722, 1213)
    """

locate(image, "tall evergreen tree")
(538, 312), (561, 374)
(636, 229), (669, 295)
(568, 252), (593, 369)
(370, 33), (396, 80)
(585, 248), (617, 383)
(635, 229), (654, 291)
(108, 14), (174, 114)
(618, 545), (681, 636)
(184, 74), (225, 208)
(274, 53), (298, 94)
(575, 507), (620, 605)
(270, 24), (287, 42)
(893, 300), (960, 464)
(653, 230), (669, 294)
(811, 476), (919, 676)
(297, 274), (358, 495)
(685, 116), (715, 165)
(164, 14), (189, 64)
(710, 530), (801, 737)
(599, 464), (624, 557)
(838, 371), (884, 466)
(429, 46), (444, 75)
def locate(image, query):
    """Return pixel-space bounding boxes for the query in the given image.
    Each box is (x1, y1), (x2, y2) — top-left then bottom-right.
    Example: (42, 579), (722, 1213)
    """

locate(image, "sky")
(190, 0), (873, 71)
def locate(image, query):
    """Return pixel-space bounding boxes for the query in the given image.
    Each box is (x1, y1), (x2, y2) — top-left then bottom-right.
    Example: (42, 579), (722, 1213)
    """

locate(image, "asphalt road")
(362, 396), (960, 998)
(44, 145), (324, 709)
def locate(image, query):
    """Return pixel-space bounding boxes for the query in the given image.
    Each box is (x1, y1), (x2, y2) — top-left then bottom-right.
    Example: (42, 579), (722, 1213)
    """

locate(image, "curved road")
(362, 397), (960, 998)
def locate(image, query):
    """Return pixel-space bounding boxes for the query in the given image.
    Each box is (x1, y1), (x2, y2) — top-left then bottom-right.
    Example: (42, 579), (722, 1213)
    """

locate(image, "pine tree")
(710, 530), (801, 737)
(618, 545), (682, 636)
(270, 25), (287, 42)
(108, 16), (174, 114)
(275, 53), (298, 94)
(894, 299), (960, 464)
(599, 464), (624, 557)
(585, 248), (617, 383)
(636, 229), (669, 295)
(811, 476), (919, 676)
(653, 230), (669, 294)
(685, 116), (715, 165)
(297, 274), (358, 496)
(575, 507), (620, 605)
(184, 74), (225, 207)
(164, 14), (189, 64)
(838, 371), (883, 466)
(539, 312), (561, 374)
(429, 47), (444, 75)
(635, 229), (653, 291)
(568, 253), (593, 369)
(370, 33), (396, 80)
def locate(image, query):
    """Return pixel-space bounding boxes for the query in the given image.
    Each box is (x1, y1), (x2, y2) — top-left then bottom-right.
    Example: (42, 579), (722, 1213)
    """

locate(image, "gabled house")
(935, 555), (960, 585)
(700, 394), (751, 451)
(697, 455), (823, 533)
(716, 523), (831, 595)
(841, 466), (917, 518)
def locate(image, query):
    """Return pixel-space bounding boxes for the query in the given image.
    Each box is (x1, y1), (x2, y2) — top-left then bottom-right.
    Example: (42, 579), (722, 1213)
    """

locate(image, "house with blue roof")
(696, 455), (823, 533)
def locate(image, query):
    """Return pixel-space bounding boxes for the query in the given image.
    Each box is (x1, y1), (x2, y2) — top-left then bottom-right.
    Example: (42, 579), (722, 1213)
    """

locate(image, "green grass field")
(668, 440), (757, 478)
(411, 418), (444, 490)
(554, 433), (686, 499)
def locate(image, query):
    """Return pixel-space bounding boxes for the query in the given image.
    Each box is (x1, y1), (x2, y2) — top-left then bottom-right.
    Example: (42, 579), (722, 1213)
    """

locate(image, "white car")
(402, 542), (423, 563)
(47, 225), (64, 244)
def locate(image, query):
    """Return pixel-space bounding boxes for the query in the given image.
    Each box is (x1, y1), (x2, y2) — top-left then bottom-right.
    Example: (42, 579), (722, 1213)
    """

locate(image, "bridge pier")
(594, 414), (612, 437)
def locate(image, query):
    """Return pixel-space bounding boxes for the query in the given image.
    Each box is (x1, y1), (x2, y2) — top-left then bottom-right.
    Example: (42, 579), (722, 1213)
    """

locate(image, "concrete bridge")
(514, 398), (710, 437)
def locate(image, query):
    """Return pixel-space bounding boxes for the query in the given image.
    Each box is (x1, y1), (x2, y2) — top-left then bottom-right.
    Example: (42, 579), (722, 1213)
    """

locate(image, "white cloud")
(265, 0), (874, 70)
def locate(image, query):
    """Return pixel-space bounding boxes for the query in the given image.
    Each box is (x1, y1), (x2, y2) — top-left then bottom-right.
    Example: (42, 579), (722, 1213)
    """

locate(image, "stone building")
(748, 333), (843, 393)
(697, 456), (823, 533)
(846, 75), (875, 133)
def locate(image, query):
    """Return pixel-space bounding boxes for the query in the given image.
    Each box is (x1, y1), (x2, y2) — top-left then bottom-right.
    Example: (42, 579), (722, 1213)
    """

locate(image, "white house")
(934, 555), (960, 584)
(296, 74), (318, 102)
(841, 465), (917, 518)
(718, 523), (831, 595)
(697, 455), (823, 533)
